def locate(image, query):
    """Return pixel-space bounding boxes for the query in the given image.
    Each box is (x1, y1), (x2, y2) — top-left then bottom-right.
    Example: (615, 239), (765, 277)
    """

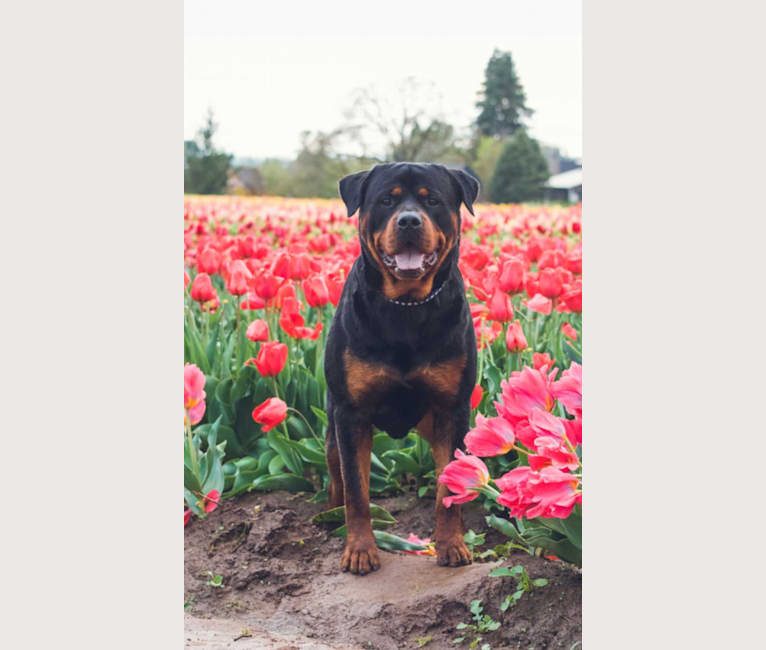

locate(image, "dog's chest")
(343, 350), (466, 408)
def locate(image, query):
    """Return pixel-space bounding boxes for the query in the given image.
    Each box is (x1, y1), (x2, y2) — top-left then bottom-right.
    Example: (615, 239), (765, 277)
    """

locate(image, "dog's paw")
(341, 538), (381, 575)
(436, 537), (473, 567)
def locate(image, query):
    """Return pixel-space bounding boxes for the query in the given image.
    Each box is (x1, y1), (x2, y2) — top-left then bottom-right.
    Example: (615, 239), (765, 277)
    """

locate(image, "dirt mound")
(185, 492), (581, 649)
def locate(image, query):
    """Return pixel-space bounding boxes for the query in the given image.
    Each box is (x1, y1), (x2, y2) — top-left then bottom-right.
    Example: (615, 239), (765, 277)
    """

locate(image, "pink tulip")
(528, 408), (566, 438)
(562, 417), (582, 446)
(526, 293), (552, 315)
(438, 449), (490, 508)
(505, 320), (527, 353)
(552, 362), (582, 418)
(561, 322), (577, 340)
(496, 366), (558, 425)
(496, 466), (580, 519)
(465, 415), (516, 457)
(528, 436), (580, 472)
(246, 319), (269, 342)
(184, 363), (206, 425)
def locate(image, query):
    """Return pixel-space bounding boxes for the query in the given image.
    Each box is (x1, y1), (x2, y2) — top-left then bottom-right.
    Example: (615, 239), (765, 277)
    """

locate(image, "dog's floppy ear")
(338, 170), (371, 217)
(446, 168), (480, 216)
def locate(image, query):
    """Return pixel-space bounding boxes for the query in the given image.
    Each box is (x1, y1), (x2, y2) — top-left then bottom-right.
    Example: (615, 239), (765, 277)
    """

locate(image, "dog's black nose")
(397, 212), (422, 230)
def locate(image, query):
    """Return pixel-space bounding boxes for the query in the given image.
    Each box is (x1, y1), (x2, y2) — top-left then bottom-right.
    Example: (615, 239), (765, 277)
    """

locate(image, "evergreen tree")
(489, 130), (550, 203)
(184, 109), (232, 195)
(476, 49), (532, 138)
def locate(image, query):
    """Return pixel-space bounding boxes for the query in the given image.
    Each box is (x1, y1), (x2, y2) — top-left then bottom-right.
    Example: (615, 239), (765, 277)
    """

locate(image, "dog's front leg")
(334, 409), (380, 575)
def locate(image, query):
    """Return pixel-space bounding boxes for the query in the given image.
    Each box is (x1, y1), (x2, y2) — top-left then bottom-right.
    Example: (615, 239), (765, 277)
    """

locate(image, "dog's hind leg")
(419, 409), (473, 567)
(324, 392), (345, 508)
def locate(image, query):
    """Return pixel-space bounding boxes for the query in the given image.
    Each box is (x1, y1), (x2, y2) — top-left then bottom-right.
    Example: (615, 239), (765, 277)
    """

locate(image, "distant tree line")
(185, 49), (578, 203)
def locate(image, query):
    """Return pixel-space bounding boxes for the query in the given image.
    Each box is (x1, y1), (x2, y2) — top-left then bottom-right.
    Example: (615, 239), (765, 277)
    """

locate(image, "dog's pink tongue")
(395, 251), (424, 270)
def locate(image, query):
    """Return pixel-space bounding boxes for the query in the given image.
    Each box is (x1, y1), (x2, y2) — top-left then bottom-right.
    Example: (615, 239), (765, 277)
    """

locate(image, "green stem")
(477, 317), (486, 382)
(287, 407), (323, 445)
(185, 414), (200, 482)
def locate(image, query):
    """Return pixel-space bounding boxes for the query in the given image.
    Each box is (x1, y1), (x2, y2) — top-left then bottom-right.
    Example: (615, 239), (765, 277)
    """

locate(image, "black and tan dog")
(324, 162), (480, 575)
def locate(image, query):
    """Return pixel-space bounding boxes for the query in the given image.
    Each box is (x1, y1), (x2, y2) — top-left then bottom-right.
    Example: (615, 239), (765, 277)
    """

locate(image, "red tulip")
(497, 257), (525, 294)
(533, 352), (556, 371)
(561, 285), (582, 313)
(240, 293), (266, 311)
(272, 252), (291, 278)
(289, 253), (313, 280)
(438, 449), (490, 508)
(470, 384), (483, 409)
(537, 249), (564, 270)
(487, 288), (513, 322)
(184, 270), (190, 289)
(246, 319), (269, 342)
(505, 321), (527, 353)
(202, 489), (220, 513)
(190, 273), (216, 303)
(525, 272), (539, 299)
(251, 397), (287, 432)
(303, 275), (330, 308)
(253, 270), (282, 301)
(249, 341), (288, 377)
(184, 509), (191, 526)
(539, 268), (563, 298)
(226, 260), (252, 296)
(565, 250), (582, 274)
(197, 247), (221, 275)
(325, 274), (345, 307)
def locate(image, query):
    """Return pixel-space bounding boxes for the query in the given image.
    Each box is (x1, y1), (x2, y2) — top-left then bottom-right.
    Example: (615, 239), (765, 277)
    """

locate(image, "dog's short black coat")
(323, 162), (480, 575)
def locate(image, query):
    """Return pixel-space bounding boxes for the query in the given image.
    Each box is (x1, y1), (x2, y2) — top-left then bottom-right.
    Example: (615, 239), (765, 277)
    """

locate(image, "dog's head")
(339, 163), (479, 299)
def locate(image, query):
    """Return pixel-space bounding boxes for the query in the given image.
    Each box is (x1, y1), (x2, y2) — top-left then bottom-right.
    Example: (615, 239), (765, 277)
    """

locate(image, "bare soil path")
(185, 492), (581, 649)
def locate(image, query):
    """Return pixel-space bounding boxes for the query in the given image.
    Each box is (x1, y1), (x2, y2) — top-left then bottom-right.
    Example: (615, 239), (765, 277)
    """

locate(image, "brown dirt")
(185, 491), (581, 650)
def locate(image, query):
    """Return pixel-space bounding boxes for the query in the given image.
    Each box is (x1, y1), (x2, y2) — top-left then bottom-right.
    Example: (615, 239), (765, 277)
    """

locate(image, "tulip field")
(184, 195), (582, 566)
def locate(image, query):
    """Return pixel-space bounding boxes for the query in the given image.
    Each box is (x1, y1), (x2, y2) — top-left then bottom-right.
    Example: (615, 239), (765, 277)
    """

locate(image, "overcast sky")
(185, 1), (582, 161)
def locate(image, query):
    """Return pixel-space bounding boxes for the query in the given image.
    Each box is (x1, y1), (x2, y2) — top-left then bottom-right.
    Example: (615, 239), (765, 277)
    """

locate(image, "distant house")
(544, 167), (582, 203)
(226, 167), (265, 195)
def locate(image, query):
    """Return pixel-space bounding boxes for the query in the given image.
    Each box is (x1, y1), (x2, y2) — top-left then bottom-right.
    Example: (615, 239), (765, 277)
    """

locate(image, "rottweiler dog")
(324, 162), (480, 575)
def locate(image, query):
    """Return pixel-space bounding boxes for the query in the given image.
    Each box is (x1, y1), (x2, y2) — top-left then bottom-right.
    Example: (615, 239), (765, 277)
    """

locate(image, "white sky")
(184, 1), (582, 160)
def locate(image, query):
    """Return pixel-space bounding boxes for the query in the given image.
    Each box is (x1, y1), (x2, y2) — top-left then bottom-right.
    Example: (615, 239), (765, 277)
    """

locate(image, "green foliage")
(203, 570), (224, 588)
(453, 599), (500, 649)
(471, 136), (508, 198)
(259, 159), (293, 196)
(489, 564), (548, 612)
(184, 109), (233, 195)
(486, 507), (582, 566)
(489, 130), (550, 203)
(312, 504), (428, 552)
(476, 49), (532, 138)
(463, 529), (486, 553)
(184, 416), (226, 516)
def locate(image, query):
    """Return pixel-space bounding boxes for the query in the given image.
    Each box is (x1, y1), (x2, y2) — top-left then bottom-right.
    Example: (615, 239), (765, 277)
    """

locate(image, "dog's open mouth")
(381, 247), (440, 277)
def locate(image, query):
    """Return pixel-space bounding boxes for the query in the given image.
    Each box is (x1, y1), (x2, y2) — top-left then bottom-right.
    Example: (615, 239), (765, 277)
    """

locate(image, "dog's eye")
(426, 196), (439, 206)
(381, 196), (393, 206)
